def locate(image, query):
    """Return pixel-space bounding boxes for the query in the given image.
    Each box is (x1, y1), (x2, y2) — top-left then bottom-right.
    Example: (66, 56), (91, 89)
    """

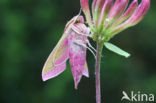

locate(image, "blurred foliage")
(0, 0), (156, 103)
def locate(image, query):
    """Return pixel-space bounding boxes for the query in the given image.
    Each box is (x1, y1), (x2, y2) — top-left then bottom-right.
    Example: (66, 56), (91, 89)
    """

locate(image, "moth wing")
(42, 14), (83, 81)
(42, 33), (69, 81)
(69, 42), (89, 88)
(42, 14), (81, 81)
(82, 62), (89, 77)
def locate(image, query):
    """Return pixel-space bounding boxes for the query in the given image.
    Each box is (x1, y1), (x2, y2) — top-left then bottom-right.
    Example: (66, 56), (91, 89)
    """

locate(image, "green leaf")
(104, 42), (130, 58)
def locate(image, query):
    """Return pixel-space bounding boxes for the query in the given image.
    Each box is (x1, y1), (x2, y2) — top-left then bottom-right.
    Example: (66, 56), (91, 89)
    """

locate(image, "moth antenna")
(72, 9), (82, 24)
(78, 8), (82, 16)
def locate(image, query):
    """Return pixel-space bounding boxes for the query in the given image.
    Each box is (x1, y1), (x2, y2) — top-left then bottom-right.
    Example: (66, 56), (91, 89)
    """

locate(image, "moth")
(42, 14), (96, 89)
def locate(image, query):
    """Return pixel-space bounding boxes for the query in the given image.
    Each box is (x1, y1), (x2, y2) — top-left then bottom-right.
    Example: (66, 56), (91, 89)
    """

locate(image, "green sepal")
(104, 42), (130, 58)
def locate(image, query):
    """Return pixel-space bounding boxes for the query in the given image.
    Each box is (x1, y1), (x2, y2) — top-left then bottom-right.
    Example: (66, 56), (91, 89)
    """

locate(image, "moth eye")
(76, 20), (81, 23)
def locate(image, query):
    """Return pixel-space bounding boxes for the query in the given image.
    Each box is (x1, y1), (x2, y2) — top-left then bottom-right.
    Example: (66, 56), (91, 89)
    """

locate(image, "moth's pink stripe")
(71, 65), (83, 89)
(82, 66), (89, 77)
(55, 48), (69, 65)
(42, 63), (66, 81)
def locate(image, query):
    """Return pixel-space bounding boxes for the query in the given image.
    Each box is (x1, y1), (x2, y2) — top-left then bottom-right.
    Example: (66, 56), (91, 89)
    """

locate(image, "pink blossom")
(81, 0), (150, 41)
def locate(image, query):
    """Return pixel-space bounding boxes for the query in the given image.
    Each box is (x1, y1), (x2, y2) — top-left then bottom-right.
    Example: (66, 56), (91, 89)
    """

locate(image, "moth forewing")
(42, 33), (69, 81)
(42, 14), (91, 83)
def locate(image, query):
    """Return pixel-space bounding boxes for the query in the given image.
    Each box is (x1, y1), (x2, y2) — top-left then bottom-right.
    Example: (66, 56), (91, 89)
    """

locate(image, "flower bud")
(110, 0), (150, 36)
(80, 0), (92, 27)
(80, 0), (150, 43)
(114, 0), (138, 26)
(92, 0), (106, 26)
(107, 0), (129, 25)
(98, 0), (113, 26)
(94, 0), (106, 13)
(126, 0), (150, 25)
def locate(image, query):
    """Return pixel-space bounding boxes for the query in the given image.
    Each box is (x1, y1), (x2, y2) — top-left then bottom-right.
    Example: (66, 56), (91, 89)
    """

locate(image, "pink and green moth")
(42, 13), (95, 89)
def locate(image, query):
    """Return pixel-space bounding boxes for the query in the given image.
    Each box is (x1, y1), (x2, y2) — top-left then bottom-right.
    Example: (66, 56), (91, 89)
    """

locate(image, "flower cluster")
(81, 0), (150, 43)
(42, 0), (150, 91)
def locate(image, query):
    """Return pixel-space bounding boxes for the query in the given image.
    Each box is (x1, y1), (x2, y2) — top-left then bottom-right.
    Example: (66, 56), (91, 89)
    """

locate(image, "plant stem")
(95, 43), (103, 103)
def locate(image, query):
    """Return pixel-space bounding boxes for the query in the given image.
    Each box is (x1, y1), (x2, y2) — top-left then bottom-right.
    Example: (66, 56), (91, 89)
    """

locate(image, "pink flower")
(42, 0), (150, 90)
(80, 0), (150, 42)
(42, 16), (90, 89)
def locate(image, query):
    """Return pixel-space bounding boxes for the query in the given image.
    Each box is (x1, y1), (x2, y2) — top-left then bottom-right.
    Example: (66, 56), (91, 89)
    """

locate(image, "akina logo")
(121, 91), (155, 102)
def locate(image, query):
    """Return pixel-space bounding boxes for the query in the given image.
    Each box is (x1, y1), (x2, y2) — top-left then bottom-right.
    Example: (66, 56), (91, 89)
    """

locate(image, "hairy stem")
(95, 43), (103, 103)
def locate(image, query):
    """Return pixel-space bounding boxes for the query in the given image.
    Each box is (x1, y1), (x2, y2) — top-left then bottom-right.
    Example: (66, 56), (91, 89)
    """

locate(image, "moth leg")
(86, 40), (97, 53)
(86, 40), (104, 58)
(74, 40), (96, 59)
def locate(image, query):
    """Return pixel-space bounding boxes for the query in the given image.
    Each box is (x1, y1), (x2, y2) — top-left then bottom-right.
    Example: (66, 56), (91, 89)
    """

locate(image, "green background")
(0, 0), (155, 103)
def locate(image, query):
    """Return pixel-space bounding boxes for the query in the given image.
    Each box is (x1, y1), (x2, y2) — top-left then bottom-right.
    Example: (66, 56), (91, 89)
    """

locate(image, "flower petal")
(80, 0), (93, 27)
(126, 0), (150, 25)
(92, 0), (97, 13)
(92, 0), (106, 26)
(108, 0), (129, 23)
(94, 0), (106, 12)
(98, 0), (113, 25)
(113, 0), (138, 26)
(110, 0), (150, 35)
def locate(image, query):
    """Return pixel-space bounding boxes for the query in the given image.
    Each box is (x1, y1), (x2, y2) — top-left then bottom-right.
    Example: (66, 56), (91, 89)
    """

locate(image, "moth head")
(76, 15), (84, 23)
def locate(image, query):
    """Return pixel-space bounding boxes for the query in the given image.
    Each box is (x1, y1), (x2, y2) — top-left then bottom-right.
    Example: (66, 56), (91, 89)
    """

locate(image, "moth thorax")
(74, 23), (90, 34)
